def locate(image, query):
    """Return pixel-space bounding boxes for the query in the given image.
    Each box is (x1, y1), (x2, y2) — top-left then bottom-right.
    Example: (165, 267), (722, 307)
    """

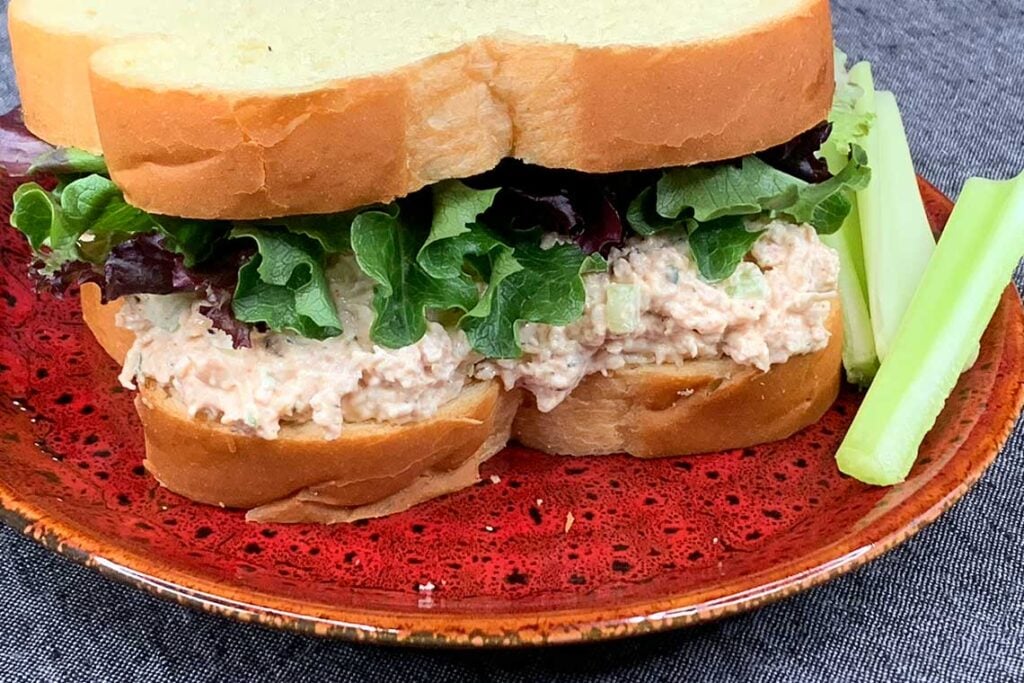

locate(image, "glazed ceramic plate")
(0, 177), (1022, 647)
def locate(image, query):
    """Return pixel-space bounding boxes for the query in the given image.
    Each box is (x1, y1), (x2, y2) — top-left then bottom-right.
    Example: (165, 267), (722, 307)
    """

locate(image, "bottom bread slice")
(513, 307), (843, 458)
(81, 285), (842, 523)
(82, 284), (523, 524)
(136, 380), (522, 524)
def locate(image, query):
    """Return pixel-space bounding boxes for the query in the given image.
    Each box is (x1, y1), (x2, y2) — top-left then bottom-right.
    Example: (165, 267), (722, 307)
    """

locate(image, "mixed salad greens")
(2, 103), (866, 359)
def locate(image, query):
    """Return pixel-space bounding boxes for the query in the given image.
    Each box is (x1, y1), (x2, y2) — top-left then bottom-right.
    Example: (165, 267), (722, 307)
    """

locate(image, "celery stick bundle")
(826, 50), (1024, 485)
(837, 173), (1024, 485)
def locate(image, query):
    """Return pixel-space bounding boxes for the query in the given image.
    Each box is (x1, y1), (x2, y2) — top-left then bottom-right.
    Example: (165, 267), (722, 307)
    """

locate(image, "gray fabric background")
(1, 1), (1022, 681)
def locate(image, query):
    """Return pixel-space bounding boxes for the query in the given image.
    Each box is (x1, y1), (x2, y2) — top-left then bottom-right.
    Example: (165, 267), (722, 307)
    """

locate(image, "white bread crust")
(10, 0), (834, 218)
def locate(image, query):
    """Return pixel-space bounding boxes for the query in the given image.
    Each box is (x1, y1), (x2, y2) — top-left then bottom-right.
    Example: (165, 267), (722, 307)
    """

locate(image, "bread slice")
(137, 381), (522, 525)
(513, 306), (843, 457)
(81, 285), (842, 522)
(10, 0), (835, 218)
(81, 285), (522, 524)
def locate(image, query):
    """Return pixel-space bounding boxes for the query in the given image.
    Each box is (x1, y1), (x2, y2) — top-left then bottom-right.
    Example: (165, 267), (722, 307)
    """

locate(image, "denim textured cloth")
(1, 1), (1022, 681)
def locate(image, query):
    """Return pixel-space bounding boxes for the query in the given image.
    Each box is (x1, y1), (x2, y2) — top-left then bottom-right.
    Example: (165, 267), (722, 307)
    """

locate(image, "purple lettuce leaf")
(0, 109), (57, 178)
(110, 235), (256, 347)
(35, 233), (255, 348)
(104, 234), (186, 299)
(575, 197), (624, 256)
(757, 122), (834, 184)
(31, 259), (103, 294)
(470, 159), (636, 255)
(0, 108), (107, 177)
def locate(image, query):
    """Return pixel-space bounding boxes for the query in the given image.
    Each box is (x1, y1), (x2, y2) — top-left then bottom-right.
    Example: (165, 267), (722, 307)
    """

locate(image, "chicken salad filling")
(118, 221), (839, 438)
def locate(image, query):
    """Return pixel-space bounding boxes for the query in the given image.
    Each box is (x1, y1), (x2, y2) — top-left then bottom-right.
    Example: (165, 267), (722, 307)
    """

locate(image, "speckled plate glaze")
(0, 176), (1021, 647)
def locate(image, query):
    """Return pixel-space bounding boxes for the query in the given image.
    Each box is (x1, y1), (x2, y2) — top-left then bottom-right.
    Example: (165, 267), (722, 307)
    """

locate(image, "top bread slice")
(9, 0), (834, 219)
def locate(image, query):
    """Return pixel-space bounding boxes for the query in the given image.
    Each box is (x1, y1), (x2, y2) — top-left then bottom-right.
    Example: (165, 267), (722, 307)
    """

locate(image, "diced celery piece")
(606, 284), (641, 334)
(724, 262), (767, 300)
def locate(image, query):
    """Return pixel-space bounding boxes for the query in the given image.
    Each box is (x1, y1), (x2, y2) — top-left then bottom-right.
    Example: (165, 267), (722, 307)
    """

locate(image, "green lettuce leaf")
(821, 49), (876, 172)
(59, 175), (156, 259)
(10, 173), (234, 270)
(256, 210), (370, 254)
(154, 210), (362, 269)
(230, 226), (343, 339)
(351, 209), (479, 349)
(462, 243), (606, 358)
(28, 147), (108, 177)
(418, 181), (501, 280)
(10, 174), (156, 267)
(653, 148), (869, 236)
(687, 216), (764, 282)
(657, 157), (801, 222)
(420, 181), (499, 256)
(10, 182), (64, 252)
(152, 216), (229, 267)
(784, 144), (871, 235)
(626, 187), (687, 236)
(420, 220), (513, 284)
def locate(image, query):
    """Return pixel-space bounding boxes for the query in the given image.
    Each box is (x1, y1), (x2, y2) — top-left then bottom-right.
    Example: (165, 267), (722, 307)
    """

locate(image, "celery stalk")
(821, 60), (879, 386)
(836, 172), (1024, 485)
(858, 90), (936, 361)
(821, 200), (879, 386)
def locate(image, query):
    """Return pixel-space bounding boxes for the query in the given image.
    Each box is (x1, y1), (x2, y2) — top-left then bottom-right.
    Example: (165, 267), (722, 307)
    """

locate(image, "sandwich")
(3, 0), (867, 523)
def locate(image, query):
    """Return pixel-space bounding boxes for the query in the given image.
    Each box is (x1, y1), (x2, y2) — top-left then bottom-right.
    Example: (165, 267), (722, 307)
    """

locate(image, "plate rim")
(2, 178), (1023, 647)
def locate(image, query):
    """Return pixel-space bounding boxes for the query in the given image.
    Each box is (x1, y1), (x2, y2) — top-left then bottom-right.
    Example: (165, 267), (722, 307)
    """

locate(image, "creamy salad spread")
(118, 262), (473, 439)
(477, 222), (839, 411)
(117, 220), (840, 439)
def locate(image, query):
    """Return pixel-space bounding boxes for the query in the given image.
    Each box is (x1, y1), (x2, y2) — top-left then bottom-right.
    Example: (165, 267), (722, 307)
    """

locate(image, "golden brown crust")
(245, 392), (522, 524)
(498, 7), (835, 174)
(512, 306), (843, 457)
(7, 1), (106, 152)
(11, 0), (834, 218)
(81, 289), (842, 522)
(80, 283), (133, 364)
(136, 381), (522, 524)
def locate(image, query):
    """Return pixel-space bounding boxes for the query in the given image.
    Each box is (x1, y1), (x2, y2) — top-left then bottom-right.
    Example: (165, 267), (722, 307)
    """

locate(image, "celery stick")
(821, 201), (879, 386)
(836, 172), (1024, 485)
(821, 60), (879, 385)
(858, 90), (936, 361)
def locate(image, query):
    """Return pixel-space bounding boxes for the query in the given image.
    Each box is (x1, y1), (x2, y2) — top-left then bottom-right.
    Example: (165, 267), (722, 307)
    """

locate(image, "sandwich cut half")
(5, 0), (860, 523)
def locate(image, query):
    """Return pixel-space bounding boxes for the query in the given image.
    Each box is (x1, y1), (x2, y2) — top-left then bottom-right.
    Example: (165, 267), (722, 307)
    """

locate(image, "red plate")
(0, 177), (1021, 646)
